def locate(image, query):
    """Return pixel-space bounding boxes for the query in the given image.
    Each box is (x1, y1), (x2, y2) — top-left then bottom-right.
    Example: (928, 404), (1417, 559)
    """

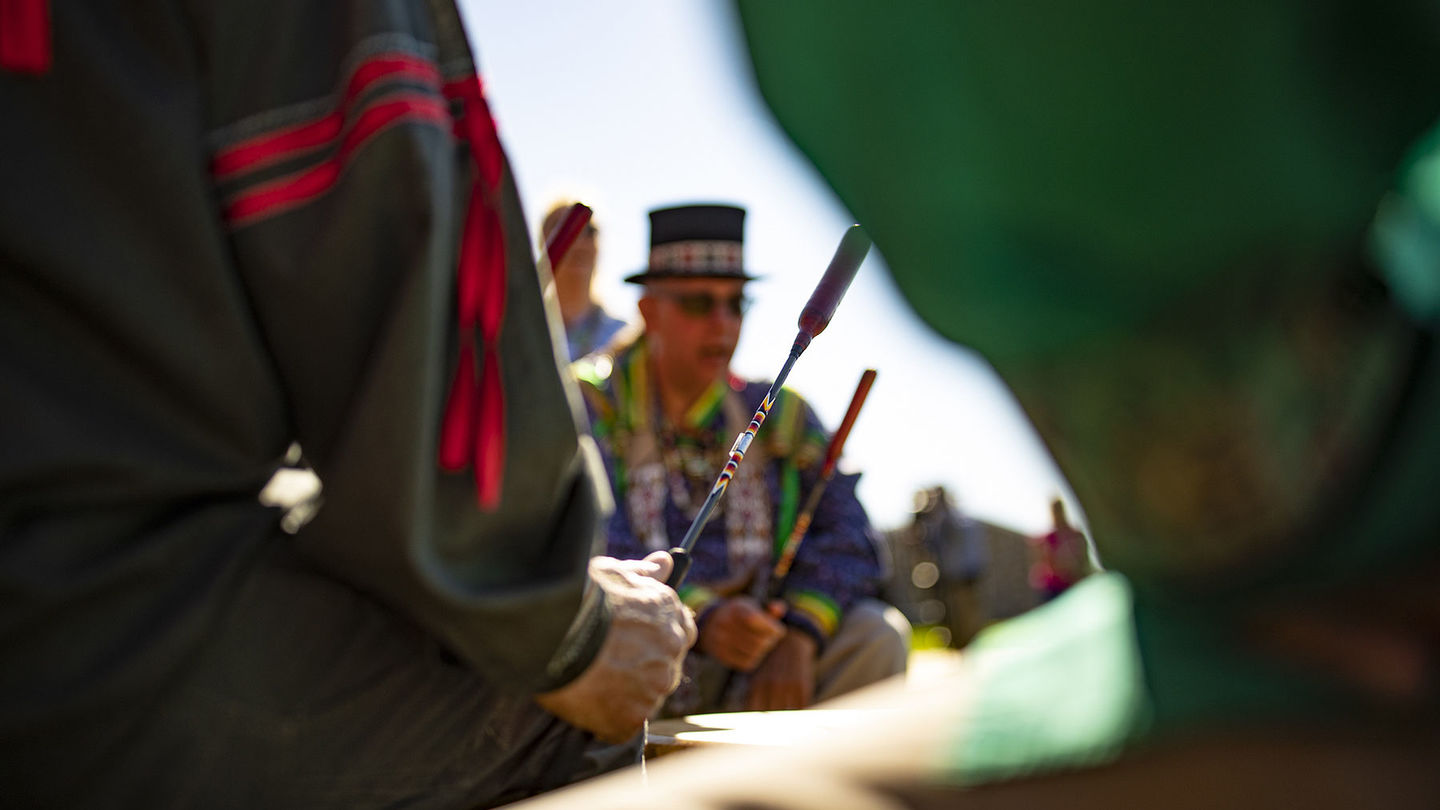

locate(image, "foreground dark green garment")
(1, 1), (614, 805)
(738, 0), (1440, 785)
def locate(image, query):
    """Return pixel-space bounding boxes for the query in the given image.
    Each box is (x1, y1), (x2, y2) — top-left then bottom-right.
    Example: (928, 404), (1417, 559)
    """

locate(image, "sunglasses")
(658, 291), (752, 318)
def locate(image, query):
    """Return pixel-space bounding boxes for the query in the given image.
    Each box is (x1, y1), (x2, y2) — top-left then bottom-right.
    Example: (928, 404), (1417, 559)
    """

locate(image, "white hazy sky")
(457, 1), (1079, 535)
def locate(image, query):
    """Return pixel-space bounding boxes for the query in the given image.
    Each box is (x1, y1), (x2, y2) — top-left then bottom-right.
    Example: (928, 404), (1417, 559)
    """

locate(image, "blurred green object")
(736, 0), (1440, 588)
(949, 573), (1148, 784)
(737, 0), (1440, 783)
(738, 1), (1439, 360)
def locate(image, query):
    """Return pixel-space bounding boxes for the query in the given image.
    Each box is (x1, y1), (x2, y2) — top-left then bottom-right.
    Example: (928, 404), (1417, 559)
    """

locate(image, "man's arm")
(193, 0), (673, 702)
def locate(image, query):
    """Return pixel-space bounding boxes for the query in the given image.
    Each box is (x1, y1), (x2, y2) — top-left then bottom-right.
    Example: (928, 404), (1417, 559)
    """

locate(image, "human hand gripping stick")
(535, 552), (696, 743)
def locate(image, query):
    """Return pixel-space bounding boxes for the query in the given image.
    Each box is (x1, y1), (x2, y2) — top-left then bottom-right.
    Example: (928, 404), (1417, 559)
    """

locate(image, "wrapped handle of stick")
(666, 225), (872, 589)
(717, 368), (877, 711)
(765, 367), (876, 600)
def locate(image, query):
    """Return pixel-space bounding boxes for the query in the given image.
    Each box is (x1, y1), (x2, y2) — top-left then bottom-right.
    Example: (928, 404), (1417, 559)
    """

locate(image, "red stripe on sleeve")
(225, 93), (449, 227)
(345, 53), (440, 101)
(212, 53), (441, 180)
(0, 0), (52, 75)
(212, 115), (345, 182)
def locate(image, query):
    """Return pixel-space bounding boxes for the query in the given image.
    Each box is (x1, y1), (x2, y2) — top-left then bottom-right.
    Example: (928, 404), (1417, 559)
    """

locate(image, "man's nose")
(710, 307), (742, 328)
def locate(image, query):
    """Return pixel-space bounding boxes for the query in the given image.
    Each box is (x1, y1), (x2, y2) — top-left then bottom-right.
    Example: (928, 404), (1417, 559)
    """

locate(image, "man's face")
(640, 277), (749, 392)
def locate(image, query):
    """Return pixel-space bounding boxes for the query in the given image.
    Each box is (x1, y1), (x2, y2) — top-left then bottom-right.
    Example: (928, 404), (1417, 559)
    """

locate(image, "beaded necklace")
(621, 353), (772, 581)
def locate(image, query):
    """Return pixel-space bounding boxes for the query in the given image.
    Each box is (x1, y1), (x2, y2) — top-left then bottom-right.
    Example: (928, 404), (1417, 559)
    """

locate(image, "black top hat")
(624, 204), (760, 284)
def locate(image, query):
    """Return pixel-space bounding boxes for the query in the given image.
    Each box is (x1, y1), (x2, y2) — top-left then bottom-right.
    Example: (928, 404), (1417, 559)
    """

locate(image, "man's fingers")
(591, 706), (650, 745)
(747, 676), (799, 711)
(639, 550), (674, 582)
(741, 606), (786, 636)
(746, 682), (767, 711)
(591, 552), (675, 584)
(796, 671), (816, 707)
(721, 629), (782, 670)
(746, 670), (773, 711)
(742, 634), (778, 672)
(676, 601), (698, 648)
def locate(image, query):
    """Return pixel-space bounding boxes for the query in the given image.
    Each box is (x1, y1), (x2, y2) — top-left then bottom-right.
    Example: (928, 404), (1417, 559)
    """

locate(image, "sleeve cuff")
(535, 581), (611, 693)
(532, 443), (614, 692)
(784, 589), (842, 649)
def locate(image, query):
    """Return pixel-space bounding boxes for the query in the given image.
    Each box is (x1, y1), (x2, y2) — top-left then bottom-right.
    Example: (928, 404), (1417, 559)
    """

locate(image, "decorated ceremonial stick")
(543, 202), (592, 270)
(715, 369), (877, 711)
(666, 225), (871, 589)
(764, 367), (876, 599)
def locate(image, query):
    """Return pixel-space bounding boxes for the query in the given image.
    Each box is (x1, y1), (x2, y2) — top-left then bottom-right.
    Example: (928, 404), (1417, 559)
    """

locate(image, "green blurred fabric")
(738, 1), (1439, 360)
(948, 573), (1148, 784)
(737, 0), (1440, 785)
(736, 0), (1440, 584)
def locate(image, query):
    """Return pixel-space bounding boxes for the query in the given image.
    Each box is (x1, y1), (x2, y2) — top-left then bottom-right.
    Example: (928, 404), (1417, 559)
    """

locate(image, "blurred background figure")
(1027, 497), (1092, 603)
(885, 486), (1039, 649)
(913, 487), (989, 646)
(540, 200), (629, 359)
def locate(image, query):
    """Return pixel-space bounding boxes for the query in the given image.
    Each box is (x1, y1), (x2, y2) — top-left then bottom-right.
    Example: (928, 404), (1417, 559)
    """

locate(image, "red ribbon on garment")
(439, 75), (508, 509)
(0, 0), (52, 74)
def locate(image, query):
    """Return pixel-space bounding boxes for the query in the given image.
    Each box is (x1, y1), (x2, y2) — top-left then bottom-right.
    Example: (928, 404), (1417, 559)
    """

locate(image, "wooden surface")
(643, 650), (962, 758)
(645, 709), (880, 756)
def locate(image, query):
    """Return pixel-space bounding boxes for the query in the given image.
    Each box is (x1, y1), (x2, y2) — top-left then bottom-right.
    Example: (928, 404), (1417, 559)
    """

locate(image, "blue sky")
(457, 1), (1078, 535)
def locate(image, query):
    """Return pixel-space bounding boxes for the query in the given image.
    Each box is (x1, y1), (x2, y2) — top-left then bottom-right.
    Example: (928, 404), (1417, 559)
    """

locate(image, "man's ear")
(637, 293), (658, 328)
